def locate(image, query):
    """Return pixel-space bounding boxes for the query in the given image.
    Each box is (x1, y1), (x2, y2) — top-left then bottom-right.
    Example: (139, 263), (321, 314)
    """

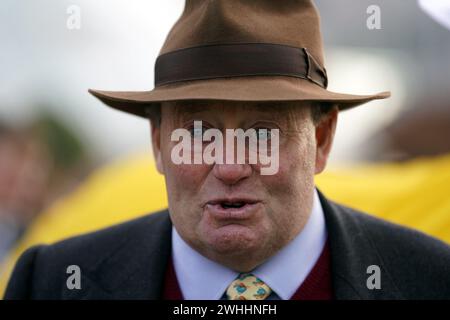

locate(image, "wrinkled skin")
(150, 101), (337, 272)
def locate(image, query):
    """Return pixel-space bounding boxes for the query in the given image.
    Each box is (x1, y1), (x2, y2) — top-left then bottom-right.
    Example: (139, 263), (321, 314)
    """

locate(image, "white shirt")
(171, 189), (327, 300)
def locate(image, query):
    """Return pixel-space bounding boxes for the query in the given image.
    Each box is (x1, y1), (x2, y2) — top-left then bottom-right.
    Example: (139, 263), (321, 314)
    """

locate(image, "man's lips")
(204, 198), (262, 220)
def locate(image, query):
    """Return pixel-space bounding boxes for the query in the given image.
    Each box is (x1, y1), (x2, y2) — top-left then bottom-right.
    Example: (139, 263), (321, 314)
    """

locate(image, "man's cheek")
(262, 155), (293, 181)
(167, 163), (208, 189)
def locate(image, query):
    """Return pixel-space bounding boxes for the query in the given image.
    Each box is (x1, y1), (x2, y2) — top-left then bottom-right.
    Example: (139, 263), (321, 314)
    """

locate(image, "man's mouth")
(204, 198), (261, 220)
(219, 201), (246, 209)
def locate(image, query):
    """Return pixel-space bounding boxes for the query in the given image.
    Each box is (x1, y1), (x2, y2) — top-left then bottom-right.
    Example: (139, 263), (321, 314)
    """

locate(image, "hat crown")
(88, 0), (390, 118)
(160, 0), (325, 67)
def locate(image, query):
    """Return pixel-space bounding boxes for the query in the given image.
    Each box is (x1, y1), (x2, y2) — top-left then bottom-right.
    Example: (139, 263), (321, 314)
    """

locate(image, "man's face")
(151, 101), (336, 272)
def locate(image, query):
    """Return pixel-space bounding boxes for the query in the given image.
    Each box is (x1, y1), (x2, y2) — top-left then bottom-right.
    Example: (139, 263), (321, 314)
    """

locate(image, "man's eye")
(188, 126), (207, 139)
(255, 128), (271, 141)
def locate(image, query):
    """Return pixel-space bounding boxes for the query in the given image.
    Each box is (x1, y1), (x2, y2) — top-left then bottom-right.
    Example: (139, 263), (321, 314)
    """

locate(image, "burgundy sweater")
(163, 242), (333, 300)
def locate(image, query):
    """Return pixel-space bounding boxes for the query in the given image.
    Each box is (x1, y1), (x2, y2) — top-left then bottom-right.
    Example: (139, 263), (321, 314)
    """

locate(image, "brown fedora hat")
(89, 0), (390, 118)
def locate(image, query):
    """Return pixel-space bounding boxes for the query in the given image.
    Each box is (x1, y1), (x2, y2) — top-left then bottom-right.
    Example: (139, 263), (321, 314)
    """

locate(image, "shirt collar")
(171, 189), (327, 300)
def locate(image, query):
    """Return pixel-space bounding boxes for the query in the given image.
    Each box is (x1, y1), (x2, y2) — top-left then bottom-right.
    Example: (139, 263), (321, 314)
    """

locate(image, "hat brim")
(89, 76), (390, 118)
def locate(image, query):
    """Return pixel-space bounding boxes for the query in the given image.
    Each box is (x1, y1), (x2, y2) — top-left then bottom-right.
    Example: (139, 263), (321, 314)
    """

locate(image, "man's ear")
(315, 107), (338, 174)
(150, 120), (164, 175)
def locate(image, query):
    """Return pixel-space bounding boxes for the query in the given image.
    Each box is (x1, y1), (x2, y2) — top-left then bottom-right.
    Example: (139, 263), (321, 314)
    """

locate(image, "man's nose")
(212, 163), (252, 186)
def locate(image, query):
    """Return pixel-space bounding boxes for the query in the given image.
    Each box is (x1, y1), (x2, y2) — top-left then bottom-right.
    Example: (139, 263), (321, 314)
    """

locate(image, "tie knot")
(226, 273), (272, 300)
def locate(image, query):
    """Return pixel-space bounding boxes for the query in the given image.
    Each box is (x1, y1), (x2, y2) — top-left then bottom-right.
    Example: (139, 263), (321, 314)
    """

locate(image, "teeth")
(221, 202), (245, 208)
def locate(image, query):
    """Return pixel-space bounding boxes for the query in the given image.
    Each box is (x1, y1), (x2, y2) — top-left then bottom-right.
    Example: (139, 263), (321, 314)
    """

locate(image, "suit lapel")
(68, 211), (173, 299)
(318, 191), (403, 299)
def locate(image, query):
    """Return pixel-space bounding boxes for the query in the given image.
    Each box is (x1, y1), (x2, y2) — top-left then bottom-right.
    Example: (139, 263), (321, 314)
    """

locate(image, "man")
(4, 0), (450, 300)
(0, 123), (53, 263)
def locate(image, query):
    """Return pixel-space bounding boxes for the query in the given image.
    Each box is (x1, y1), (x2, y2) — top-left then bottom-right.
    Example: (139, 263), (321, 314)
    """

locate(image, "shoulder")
(330, 201), (450, 298)
(4, 209), (170, 299)
(335, 202), (450, 260)
(45, 209), (170, 255)
(33, 209), (170, 264)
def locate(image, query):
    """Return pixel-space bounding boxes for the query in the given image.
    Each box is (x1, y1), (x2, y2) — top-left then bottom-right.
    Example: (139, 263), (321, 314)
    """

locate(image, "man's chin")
(203, 224), (262, 255)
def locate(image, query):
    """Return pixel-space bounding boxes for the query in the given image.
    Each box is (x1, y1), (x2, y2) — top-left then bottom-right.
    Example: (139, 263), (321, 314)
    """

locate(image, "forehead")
(163, 100), (311, 120)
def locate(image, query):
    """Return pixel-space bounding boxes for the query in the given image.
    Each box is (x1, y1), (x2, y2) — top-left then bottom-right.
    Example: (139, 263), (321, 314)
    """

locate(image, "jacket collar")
(318, 190), (403, 299)
(66, 211), (173, 299)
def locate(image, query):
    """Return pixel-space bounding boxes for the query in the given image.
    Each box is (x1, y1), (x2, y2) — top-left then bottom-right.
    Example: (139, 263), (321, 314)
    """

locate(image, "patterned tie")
(226, 273), (272, 300)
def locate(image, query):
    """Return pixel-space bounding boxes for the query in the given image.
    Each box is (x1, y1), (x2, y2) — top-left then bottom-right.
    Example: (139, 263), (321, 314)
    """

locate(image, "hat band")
(154, 43), (328, 89)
